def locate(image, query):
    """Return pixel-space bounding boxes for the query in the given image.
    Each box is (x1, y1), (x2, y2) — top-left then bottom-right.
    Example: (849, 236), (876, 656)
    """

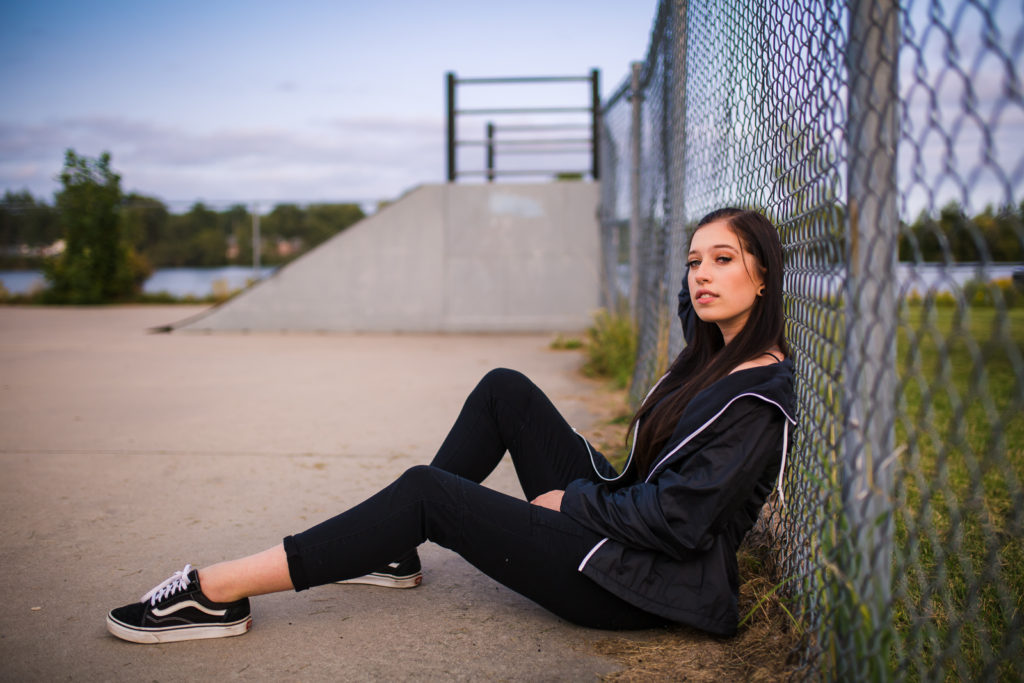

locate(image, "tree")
(43, 150), (150, 303)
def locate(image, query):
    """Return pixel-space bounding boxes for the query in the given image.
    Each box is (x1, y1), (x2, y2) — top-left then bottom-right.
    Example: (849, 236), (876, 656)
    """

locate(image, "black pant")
(283, 368), (666, 630)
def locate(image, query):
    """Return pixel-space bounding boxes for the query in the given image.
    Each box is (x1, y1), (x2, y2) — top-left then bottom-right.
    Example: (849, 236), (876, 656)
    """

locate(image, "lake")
(0, 266), (277, 298)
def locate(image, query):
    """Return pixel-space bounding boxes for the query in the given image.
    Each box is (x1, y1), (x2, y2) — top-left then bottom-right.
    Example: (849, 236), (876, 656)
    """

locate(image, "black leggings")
(282, 368), (667, 630)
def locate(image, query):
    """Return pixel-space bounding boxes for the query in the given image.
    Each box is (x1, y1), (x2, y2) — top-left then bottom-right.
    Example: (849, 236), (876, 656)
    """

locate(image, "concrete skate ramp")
(175, 182), (600, 333)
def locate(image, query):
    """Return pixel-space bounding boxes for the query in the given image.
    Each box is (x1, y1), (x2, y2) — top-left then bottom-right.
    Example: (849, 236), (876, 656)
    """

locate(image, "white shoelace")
(140, 564), (193, 606)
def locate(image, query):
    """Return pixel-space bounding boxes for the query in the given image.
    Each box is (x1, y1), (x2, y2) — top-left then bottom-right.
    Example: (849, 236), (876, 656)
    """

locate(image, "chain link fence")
(598, 0), (1023, 679)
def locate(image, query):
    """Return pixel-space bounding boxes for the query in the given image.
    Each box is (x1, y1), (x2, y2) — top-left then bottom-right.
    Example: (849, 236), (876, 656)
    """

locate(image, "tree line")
(1, 164), (365, 272)
(0, 149), (366, 303)
(898, 201), (1024, 263)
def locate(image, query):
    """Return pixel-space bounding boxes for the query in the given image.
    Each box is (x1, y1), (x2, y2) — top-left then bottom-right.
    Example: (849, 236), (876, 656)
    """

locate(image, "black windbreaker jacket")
(560, 281), (796, 636)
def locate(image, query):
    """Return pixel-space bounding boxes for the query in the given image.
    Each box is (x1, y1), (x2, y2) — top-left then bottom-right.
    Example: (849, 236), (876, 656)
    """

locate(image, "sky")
(0, 0), (660, 210)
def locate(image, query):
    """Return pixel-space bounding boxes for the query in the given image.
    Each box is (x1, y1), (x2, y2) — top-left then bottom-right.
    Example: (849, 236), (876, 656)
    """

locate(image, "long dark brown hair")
(627, 208), (789, 479)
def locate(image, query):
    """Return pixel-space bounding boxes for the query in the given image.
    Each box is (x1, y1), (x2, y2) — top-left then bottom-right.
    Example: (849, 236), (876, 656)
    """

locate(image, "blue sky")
(1, 0), (659, 208)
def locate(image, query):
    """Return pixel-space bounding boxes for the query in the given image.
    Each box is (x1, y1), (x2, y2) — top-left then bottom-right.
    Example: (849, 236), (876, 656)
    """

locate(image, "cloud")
(0, 114), (446, 202)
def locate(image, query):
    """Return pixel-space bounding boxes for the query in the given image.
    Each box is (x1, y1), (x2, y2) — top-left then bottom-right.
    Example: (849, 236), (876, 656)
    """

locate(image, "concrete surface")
(176, 182), (602, 334)
(0, 305), (642, 681)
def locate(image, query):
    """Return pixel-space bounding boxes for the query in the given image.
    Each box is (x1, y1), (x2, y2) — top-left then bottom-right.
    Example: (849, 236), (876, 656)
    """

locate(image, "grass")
(891, 304), (1024, 681)
(549, 334), (584, 350)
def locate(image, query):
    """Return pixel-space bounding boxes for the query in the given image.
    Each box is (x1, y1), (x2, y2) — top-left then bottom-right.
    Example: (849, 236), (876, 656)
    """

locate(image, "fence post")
(598, 120), (621, 310)
(446, 72), (456, 182)
(842, 0), (899, 674)
(590, 68), (601, 180)
(629, 62), (643, 316)
(666, 0), (689, 358)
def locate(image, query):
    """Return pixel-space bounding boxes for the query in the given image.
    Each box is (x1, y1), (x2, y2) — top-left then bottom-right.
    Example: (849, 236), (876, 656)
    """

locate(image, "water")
(0, 266), (277, 298)
(143, 266), (277, 298)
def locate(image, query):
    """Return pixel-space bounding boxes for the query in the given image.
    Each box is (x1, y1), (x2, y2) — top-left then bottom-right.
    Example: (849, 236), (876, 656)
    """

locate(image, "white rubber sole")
(106, 614), (252, 644)
(335, 572), (422, 589)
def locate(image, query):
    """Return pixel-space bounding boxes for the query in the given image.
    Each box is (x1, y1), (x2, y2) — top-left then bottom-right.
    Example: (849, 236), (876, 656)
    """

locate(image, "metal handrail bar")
(491, 148), (591, 156)
(497, 123), (591, 131)
(455, 75), (591, 85)
(457, 138), (593, 146)
(458, 169), (591, 177)
(456, 106), (591, 115)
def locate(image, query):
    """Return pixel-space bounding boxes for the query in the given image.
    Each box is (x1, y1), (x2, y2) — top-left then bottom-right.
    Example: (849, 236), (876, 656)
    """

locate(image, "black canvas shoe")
(336, 550), (422, 589)
(106, 564), (252, 643)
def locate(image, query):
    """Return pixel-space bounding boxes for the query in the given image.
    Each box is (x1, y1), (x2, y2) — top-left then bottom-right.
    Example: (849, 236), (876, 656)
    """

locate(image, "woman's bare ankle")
(196, 545), (293, 603)
(197, 567), (238, 603)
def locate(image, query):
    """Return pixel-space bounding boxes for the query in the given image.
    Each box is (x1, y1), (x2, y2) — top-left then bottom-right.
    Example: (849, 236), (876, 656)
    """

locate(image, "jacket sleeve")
(561, 399), (784, 557)
(677, 276), (696, 346)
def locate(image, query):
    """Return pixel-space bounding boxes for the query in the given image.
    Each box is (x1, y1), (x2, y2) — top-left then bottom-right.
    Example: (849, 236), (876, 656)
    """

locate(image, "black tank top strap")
(762, 350), (783, 363)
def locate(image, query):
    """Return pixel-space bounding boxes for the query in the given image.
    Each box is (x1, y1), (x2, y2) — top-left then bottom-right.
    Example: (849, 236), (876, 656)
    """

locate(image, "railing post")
(590, 68), (601, 180)
(446, 72), (456, 182)
(486, 122), (495, 182)
(841, 0), (899, 675)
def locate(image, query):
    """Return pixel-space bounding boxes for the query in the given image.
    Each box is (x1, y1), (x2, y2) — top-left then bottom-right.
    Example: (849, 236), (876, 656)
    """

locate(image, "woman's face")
(687, 219), (765, 344)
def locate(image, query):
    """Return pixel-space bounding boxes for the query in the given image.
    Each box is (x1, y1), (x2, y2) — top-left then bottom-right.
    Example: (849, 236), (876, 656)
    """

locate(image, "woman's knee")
(392, 465), (459, 504)
(396, 464), (441, 490)
(478, 367), (535, 400)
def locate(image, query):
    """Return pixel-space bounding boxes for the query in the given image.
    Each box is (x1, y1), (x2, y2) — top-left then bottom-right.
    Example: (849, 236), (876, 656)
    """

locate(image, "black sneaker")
(336, 550), (422, 589)
(106, 564), (252, 643)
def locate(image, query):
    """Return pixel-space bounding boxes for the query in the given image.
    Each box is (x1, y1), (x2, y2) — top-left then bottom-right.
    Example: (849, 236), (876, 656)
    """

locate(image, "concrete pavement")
(0, 305), (641, 681)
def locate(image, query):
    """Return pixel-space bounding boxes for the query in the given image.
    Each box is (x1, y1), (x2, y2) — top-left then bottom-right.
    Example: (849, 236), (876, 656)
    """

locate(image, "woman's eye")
(716, 256), (732, 264)
(686, 259), (700, 269)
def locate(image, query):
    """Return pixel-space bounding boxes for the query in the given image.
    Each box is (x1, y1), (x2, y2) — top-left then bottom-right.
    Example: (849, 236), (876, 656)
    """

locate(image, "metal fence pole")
(629, 62), (643, 316)
(599, 120), (621, 310)
(666, 0), (688, 359)
(591, 68), (601, 180)
(842, 0), (900, 673)
(446, 72), (456, 182)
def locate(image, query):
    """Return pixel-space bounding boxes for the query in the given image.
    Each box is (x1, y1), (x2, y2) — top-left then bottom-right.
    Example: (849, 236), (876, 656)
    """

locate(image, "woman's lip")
(694, 291), (716, 303)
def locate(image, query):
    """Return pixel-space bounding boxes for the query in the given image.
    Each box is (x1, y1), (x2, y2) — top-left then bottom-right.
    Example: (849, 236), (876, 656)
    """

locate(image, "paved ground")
(0, 305), (642, 681)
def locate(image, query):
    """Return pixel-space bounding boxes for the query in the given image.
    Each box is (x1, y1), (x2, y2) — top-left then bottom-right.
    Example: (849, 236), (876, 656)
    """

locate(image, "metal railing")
(599, 0), (1023, 679)
(445, 71), (601, 182)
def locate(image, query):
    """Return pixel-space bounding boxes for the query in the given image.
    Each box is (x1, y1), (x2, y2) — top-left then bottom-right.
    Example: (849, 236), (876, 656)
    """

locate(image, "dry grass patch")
(592, 540), (801, 682)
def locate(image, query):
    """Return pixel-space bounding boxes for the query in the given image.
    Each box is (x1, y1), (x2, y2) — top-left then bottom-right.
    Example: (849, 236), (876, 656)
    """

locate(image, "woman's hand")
(530, 490), (564, 511)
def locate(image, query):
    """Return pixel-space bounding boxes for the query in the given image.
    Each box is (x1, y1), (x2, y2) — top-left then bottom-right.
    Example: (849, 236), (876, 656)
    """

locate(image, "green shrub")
(582, 309), (637, 389)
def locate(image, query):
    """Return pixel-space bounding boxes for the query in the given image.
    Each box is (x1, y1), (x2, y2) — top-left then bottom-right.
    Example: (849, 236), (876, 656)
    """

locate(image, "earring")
(757, 286), (766, 297)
